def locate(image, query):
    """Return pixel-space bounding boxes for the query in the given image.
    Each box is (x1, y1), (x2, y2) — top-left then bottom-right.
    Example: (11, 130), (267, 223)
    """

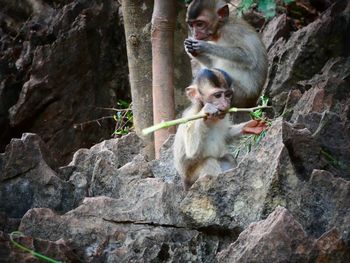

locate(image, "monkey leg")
(183, 158), (222, 190)
(196, 157), (222, 178)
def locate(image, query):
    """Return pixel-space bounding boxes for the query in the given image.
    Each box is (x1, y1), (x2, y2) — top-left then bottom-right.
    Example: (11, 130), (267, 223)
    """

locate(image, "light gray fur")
(186, 14), (268, 108)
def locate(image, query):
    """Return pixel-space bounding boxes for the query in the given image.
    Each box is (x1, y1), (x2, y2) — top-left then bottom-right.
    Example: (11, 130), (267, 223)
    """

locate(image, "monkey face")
(187, 10), (217, 40)
(203, 87), (232, 112)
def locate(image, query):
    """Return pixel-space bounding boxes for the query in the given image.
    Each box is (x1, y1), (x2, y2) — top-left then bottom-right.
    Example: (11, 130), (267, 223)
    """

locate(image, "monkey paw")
(202, 103), (222, 120)
(184, 38), (205, 56)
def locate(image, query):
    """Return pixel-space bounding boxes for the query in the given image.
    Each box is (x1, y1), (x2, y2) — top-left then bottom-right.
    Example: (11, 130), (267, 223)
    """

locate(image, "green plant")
(113, 99), (134, 137)
(237, 0), (294, 18)
(10, 231), (63, 263)
(231, 96), (272, 158)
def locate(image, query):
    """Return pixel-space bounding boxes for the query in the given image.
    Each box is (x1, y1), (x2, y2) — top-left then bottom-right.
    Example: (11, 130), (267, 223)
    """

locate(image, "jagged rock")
(265, 1), (350, 97)
(0, 0), (129, 165)
(261, 14), (290, 51)
(271, 89), (302, 120)
(217, 207), (350, 263)
(0, 231), (80, 263)
(308, 228), (350, 263)
(180, 118), (289, 230)
(19, 207), (218, 262)
(298, 170), (350, 240)
(150, 135), (181, 184)
(66, 132), (149, 198)
(0, 213), (20, 233)
(292, 57), (350, 125)
(0, 133), (83, 218)
(180, 117), (350, 241)
(295, 111), (350, 179)
(216, 207), (309, 263)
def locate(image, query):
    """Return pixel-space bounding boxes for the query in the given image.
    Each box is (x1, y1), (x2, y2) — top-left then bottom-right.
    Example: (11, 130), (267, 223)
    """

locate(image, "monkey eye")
(195, 21), (206, 29)
(225, 91), (233, 98)
(213, 92), (223, 99)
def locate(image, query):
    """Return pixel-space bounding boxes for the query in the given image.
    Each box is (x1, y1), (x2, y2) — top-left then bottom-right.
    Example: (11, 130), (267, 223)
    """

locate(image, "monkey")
(184, 0), (268, 108)
(173, 68), (266, 190)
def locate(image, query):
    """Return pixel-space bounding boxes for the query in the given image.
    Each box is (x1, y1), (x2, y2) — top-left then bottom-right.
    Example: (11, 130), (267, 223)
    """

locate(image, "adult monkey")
(184, 0), (268, 108)
(173, 68), (266, 190)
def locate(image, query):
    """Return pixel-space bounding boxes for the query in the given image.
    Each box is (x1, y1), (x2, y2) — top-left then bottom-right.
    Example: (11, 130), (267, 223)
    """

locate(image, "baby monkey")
(173, 68), (266, 190)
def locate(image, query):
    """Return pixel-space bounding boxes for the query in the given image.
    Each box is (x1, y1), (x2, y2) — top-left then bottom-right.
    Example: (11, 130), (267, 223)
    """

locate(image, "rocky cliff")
(0, 0), (350, 262)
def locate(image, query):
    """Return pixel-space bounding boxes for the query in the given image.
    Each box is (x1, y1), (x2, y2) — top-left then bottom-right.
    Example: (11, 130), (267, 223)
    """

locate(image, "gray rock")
(0, 0), (129, 165)
(19, 206), (218, 263)
(265, 1), (350, 97)
(298, 170), (350, 240)
(292, 57), (350, 124)
(180, 119), (289, 230)
(217, 206), (350, 263)
(261, 14), (290, 51)
(150, 135), (181, 184)
(217, 207), (309, 263)
(295, 111), (350, 180)
(0, 230), (80, 263)
(0, 133), (83, 218)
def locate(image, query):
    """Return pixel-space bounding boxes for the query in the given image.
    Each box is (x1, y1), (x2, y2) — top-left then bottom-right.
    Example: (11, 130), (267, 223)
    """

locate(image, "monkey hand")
(202, 103), (225, 122)
(184, 38), (207, 56)
(242, 120), (267, 135)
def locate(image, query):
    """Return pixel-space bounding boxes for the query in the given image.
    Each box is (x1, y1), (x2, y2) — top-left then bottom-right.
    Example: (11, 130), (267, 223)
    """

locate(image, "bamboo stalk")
(142, 105), (271, 136)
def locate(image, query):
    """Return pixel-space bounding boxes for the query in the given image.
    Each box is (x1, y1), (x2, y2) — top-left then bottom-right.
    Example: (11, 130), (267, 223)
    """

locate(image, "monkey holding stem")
(173, 68), (266, 190)
(184, 0), (268, 108)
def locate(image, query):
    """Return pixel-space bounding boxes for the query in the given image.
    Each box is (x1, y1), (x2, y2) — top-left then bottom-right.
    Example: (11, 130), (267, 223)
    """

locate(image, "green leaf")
(117, 99), (130, 108)
(283, 0), (294, 4)
(238, 0), (255, 12)
(258, 0), (276, 18)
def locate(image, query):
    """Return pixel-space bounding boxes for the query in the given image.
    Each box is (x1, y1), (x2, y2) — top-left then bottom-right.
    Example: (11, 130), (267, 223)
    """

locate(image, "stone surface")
(265, 1), (350, 97)
(261, 14), (290, 51)
(0, 231), (80, 263)
(217, 207), (350, 263)
(0, 1), (349, 262)
(216, 207), (309, 263)
(0, 0), (130, 165)
(180, 119), (289, 230)
(19, 207), (219, 262)
(0, 133), (82, 218)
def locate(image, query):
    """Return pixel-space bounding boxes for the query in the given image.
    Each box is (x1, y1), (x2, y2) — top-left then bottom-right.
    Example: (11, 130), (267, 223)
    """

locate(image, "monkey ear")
(217, 5), (229, 19)
(186, 85), (201, 102)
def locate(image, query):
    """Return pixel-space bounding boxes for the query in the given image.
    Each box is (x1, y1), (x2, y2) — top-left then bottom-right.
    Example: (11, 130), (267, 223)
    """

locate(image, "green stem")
(142, 105), (271, 136)
(10, 231), (63, 263)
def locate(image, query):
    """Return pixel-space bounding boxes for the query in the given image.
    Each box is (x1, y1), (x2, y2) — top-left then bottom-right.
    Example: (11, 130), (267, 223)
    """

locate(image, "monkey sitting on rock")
(173, 68), (266, 190)
(184, 0), (268, 108)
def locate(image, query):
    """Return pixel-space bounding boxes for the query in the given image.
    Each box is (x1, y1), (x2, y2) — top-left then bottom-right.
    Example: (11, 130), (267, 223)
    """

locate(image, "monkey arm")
(183, 119), (210, 159)
(228, 122), (246, 138)
(228, 120), (267, 138)
(186, 38), (254, 67)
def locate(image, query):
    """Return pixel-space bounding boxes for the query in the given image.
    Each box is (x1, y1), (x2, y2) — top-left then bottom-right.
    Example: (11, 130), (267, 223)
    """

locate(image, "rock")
(271, 89), (302, 119)
(298, 170), (350, 240)
(282, 121), (323, 180)
(262, 14), (290, 51)
(67, 132), (148, 198)
(217, 207), (350, 263)
(308, 228), (350, 263)
(0, 213), (20, 233)
(216, 207), (309, 263)
(295, 112), (350, 180)
(265, 1), (350, 97)
(180, 119), (290, 230)
(0, 230), (80, 263)
(19, 207), (218, 262)
(292, 57), (350, 125)
(180, 117), (350, 243)
(0, 133), (83, 218)
(0, 0), (130, 165)
(150, 135), (181, 184)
